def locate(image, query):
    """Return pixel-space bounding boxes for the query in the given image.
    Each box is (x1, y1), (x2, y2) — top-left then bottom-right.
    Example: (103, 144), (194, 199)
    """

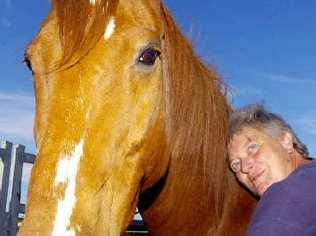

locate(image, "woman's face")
(228, 127), (293, 196)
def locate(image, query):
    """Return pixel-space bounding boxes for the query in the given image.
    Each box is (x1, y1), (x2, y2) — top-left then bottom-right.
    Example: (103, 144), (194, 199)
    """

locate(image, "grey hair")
(229, 104), (310, 158)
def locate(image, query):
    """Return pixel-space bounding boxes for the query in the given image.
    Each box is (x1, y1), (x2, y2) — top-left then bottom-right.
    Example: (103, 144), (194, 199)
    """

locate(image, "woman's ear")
(280, 131), (294, 154)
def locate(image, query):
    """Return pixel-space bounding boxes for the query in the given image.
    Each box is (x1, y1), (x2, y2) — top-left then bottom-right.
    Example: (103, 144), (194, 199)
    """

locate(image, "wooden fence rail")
(0, 141), (35, 236)
(0, 140), (147, 235)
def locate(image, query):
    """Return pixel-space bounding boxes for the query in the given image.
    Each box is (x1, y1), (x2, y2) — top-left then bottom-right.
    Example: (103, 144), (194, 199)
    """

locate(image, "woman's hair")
(229, 103), (310, 158)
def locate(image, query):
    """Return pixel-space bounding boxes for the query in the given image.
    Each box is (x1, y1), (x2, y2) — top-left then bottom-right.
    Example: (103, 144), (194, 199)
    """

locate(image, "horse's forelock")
(53, 0), (119, 69)
(160, 4), (230, 224)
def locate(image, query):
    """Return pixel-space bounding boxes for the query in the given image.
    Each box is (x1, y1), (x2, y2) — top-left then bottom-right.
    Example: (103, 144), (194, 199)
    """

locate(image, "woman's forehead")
(233, 127), (263, 142)
(229, 127), (265, 154)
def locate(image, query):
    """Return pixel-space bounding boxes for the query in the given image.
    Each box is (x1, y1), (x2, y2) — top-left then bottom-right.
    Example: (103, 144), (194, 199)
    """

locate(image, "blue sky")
(1, 0), (316, 158)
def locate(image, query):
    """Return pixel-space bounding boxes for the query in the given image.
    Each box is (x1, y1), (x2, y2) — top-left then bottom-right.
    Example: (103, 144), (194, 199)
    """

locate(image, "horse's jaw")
(20, 76), (168, 235)
(20, 122), (170, 236)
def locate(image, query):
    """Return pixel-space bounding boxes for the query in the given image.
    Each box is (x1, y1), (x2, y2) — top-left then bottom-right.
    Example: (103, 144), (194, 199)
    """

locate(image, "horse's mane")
(51, 0), (231, 227)
(160, 4), (230, 225)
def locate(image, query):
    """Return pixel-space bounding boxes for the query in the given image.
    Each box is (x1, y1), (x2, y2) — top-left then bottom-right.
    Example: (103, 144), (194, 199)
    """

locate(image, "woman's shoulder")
(263, 161), (316, 198)
(254, 161), (316, 217)
(248, 161), (316, 235)
(286, 161), (316, 185)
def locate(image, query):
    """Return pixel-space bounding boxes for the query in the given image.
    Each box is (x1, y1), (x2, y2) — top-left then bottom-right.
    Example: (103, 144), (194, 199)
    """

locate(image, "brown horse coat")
(20, 1), (256, 235)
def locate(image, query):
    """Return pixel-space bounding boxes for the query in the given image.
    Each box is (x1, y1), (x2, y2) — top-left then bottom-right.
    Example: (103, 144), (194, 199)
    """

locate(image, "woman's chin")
(256, 183), (270, 196)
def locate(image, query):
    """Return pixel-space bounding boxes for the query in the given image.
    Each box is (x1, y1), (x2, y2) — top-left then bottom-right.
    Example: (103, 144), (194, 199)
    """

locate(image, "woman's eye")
(230, 159), (241, 173)
(248, 143), (259, 154)
(138, 48), (161, 66)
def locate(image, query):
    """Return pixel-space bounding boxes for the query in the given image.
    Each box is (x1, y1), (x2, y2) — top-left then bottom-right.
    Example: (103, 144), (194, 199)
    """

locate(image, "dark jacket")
(247, 161), (316, 236)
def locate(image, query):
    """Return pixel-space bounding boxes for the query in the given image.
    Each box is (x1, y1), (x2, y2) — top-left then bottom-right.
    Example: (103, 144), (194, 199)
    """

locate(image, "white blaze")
(52, 139), (84, 236)
(90, 0), (96, 5)
(104, 17), (115, 40)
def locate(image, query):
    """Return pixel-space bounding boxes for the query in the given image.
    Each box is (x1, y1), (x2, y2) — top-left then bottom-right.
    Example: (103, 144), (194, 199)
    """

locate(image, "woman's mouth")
(251, 169), (265, 182)
(250, 170), (267, 195)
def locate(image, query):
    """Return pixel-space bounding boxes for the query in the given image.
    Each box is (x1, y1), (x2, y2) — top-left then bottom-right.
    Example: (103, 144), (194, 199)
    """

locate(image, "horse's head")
(22, 0), (170, 235)
(21, 0), (235, 235)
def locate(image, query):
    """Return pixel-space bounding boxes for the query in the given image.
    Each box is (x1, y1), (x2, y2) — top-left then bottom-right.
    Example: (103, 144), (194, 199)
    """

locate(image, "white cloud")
(253, 71), (316, 85)
(0, 90), (35, 204)
(0, 92), (34, 106)
(0, 91), (35, 149)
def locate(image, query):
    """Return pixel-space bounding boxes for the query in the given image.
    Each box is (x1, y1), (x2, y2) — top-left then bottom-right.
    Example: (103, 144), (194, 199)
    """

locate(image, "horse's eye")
(23, 53), (33, 73)
(138, 48), (161, 66)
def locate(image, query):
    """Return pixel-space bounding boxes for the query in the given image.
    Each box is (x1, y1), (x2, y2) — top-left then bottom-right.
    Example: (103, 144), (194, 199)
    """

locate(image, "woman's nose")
(240, 158), (254, 173)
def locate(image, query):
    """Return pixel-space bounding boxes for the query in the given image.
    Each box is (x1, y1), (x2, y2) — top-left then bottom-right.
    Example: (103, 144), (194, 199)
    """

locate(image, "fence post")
(8, 144), (25, 236)
(0, 141), (13, 236)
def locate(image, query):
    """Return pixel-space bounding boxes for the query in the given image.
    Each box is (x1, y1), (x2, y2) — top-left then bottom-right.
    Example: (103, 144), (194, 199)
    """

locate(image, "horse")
(20, 0), (256, 235)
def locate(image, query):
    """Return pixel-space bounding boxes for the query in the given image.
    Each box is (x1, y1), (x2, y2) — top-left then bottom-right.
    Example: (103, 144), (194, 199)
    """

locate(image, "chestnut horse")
(20, 0), (256, 235)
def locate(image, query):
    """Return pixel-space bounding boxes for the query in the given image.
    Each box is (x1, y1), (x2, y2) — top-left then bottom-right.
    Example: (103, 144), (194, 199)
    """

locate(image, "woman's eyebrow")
(242, 136), (252, 149)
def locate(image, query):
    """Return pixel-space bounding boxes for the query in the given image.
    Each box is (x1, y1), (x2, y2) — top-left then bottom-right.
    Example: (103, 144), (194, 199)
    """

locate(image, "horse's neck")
(140, 171), (256, 236)
(140, 178), (215, 235)
(215, 174), (257, 235)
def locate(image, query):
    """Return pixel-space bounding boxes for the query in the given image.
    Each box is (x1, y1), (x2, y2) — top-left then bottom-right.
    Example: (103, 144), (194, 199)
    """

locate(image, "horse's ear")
(51, 0), (119, 70)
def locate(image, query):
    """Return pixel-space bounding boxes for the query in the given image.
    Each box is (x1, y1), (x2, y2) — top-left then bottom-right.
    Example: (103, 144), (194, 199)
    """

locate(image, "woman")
(228, 104), (316, 235)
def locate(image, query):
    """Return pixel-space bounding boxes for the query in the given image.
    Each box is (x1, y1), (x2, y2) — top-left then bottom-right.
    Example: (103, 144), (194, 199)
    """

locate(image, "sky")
(1, 1), (316, 158)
